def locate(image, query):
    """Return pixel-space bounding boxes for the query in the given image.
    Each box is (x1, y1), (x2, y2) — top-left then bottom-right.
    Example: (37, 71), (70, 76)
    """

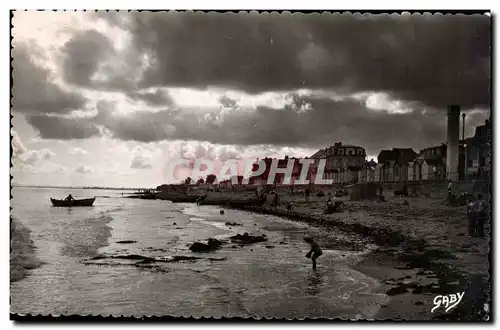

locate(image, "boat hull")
(50, 197), (96, 207)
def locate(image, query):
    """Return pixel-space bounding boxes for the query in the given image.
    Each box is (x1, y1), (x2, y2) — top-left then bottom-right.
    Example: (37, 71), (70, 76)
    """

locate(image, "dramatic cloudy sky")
(11, 11), (490, 188)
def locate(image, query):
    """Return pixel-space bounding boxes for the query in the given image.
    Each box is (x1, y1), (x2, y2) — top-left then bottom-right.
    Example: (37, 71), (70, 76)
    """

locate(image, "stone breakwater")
(153, 189), (490, 321)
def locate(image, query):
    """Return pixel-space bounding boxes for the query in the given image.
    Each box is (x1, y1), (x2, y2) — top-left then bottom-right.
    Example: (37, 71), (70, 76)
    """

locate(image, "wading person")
(304, 236), (322, 270)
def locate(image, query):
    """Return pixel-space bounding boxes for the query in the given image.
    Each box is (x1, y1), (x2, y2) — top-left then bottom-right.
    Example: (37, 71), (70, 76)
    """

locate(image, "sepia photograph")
(10, 10), (491, 321)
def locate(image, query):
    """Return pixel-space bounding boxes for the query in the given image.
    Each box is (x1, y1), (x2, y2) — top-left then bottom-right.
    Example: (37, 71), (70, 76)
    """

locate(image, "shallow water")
(10, 187), (388, 318)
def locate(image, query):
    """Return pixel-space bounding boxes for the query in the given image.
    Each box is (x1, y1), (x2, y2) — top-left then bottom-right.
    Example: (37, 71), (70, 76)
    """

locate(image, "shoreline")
(156, 190), (490, 321)
(10, 217), (44, 283)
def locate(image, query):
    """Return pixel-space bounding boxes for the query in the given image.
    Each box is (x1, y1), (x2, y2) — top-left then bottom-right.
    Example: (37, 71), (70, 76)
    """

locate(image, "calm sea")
(10, 186), (387, 318)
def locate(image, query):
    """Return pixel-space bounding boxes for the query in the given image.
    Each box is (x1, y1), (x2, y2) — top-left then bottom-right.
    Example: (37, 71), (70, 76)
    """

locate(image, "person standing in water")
(304, 236), (323, 270)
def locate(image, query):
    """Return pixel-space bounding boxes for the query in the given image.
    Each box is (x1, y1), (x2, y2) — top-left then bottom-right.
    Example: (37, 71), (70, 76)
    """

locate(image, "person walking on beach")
(304, 236), (322, 270)
(272, 192), (280, 210)
(305, 186), (310, 203)
(467, 197), (477, 237)
(447, 179), (453, 199)
(325, 198), (335, 214)
(475, 194), (487, 238)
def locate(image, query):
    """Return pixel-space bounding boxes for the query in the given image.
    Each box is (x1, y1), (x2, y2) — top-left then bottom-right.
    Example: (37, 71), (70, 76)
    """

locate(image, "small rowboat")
(50, 197), (96, 207)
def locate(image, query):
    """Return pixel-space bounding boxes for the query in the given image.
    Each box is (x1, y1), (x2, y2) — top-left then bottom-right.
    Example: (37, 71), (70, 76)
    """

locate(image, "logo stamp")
(431, 292), (465, 313)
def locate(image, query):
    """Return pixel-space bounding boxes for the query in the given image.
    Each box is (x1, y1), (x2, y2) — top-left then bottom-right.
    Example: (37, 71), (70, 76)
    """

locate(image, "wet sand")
(161, 187), (491, 321)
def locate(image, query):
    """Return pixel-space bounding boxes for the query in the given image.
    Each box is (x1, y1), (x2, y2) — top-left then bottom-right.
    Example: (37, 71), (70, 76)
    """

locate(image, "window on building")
(467, 160), (473, 167)
(349, 150), (353, 156)
(339, 149), (343, 155)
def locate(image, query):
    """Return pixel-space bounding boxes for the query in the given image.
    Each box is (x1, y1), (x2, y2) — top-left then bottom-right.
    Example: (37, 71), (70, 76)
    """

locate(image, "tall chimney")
(462, 113), (466, 141)
(446, 105), (461, 180)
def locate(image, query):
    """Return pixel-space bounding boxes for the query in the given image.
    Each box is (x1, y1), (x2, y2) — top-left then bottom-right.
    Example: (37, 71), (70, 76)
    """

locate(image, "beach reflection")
(306, 269), (323, 296)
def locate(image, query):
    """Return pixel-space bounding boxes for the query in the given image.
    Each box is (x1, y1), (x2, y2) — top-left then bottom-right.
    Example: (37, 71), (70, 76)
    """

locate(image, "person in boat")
(304, 236), (323, 270)
(65, 194), (75, 201)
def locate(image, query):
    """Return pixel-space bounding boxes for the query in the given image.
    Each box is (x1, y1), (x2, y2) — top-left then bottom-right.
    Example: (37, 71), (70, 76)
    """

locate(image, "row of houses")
(374, 118), (491, 183)
(217, 118), (490, 187)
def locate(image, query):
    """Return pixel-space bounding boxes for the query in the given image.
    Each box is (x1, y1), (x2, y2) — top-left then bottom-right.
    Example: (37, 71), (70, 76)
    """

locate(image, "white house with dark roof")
(310, 142), (367, 183)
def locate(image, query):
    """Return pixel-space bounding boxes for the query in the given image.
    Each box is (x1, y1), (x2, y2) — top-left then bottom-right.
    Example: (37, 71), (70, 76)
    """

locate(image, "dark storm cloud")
(126, 89), (175, 107)
(16, 12), (490, 155)
(26, 115), (101, 140)
(93, 94), (490, 156)
(124, 12), (489, 109)
(60, 27), (145, 92)
(11, 44), (87, 114)
(61, 29), (115, 87)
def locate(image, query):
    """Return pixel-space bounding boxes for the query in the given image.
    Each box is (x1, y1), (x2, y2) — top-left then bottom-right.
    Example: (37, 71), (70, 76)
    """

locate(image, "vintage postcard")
(10, 10), (491, 321)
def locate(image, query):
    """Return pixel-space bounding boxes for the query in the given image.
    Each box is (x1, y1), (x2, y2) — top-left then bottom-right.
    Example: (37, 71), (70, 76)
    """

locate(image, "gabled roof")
(310, 148), (327, 159)
(310, 144), (365, 159)
(377, 150), (393, 163)
(415, 157), (444, 166)
(378, 148), (417, 165)
(423, 158), (444, 166)
(340, 144), (364, 148)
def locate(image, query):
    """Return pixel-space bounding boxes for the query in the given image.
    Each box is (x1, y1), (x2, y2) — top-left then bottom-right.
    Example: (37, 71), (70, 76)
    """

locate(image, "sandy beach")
(154, 183), (490, 321)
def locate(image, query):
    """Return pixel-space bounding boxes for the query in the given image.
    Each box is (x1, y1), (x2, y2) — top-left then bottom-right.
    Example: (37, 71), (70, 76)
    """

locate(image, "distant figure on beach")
(476, 194), (487, 238)
(220, 209), (225, 215)
(444, 179), (456, 205)
(196, 194), (207, 205)
(257, 186), (264, 198)
(286, 201), (293, 213)
(64, 194), (75, 201)
(304, 236), (322, 270)
(325, 198), (334, 214)
(272, 192), (280, 210)
(467, 197), (477, 237)
(305, 187), (310, 203)
(378, 187), (386, 202)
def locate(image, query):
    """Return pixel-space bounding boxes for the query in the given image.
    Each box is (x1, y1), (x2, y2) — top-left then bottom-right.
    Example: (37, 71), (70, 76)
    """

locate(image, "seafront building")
(158, 108), (490, 188)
